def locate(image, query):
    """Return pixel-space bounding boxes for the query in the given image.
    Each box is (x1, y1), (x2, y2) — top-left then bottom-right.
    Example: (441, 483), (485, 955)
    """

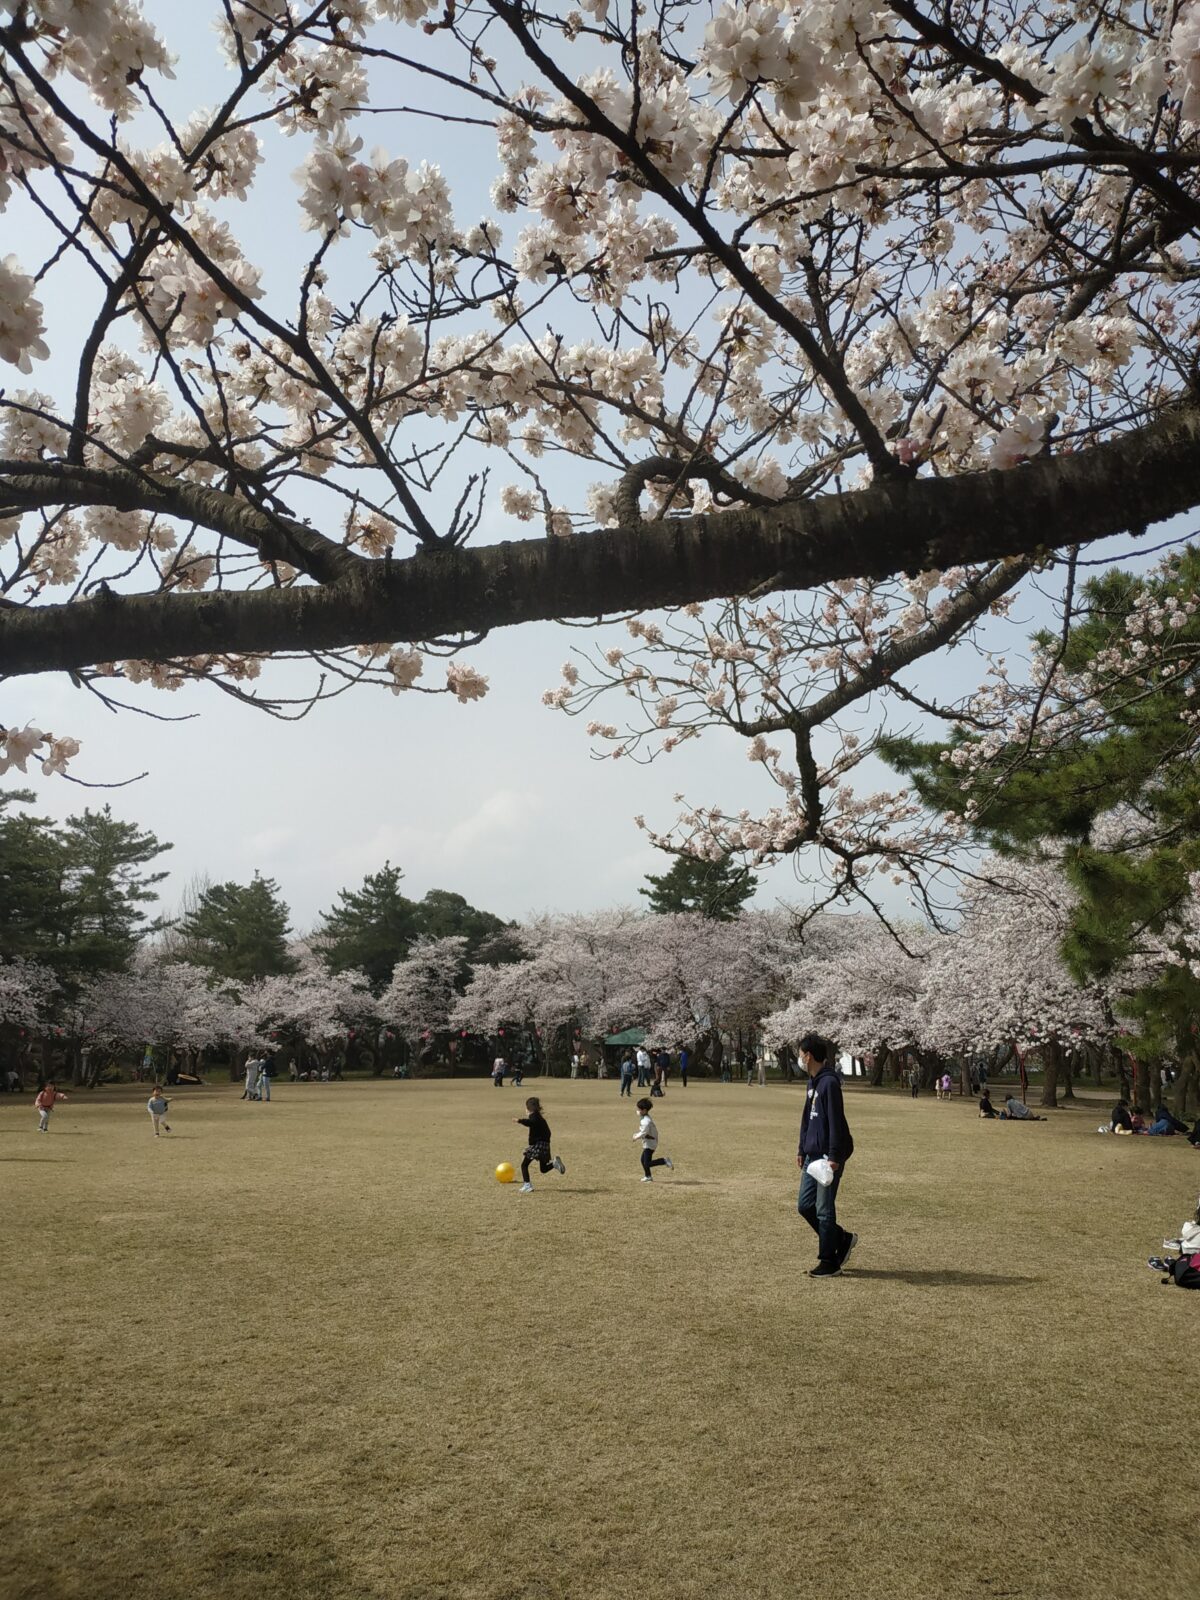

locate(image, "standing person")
(909, 1066), (919, 1100)
(745, 1051), (755, 1087)
(34, 1081), (67, 1133)
(678, 1046), (689, 1088)
(658, 1048), (671, 1089)
(258, 1055), (272, 1102)
(939, 1071), (953, 1100)
(146, 1085), (171, 1137)
(632, 1098), (674, 1182)
(650, 1054), (664, 1098)
(635, 1046), (651, 1088)
(758, 1053), (767, 1088)
(492, 1054), (506, 1088)
(511, 1059), (524, 1087)
(514, 1097), (566, 1193)
(242, 1055), (260, 1101)
(796, 1033), (857, 1278)
(619, 1054), (635, 1097)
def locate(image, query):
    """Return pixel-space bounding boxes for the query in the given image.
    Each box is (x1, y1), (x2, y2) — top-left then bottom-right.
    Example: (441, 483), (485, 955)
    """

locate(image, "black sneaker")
(809, 1261), (842, 1278)
(1147, 1256), (1171, 1273)
(838, 1232), (859, 1267)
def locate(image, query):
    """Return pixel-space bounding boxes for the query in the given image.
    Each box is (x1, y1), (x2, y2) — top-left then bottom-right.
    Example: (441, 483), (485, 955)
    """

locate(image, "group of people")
(1105, 1099), (1200, 1142)
(490, 1054), (525, 1088)
(510, 1031), (858, 1280)
(978, 1089), (1046, 1121)
(617, 1045), (685, 1097)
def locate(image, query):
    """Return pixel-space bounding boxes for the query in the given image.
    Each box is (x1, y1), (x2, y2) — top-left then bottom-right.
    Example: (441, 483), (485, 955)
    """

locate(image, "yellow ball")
(495, 1162), (516, 1184)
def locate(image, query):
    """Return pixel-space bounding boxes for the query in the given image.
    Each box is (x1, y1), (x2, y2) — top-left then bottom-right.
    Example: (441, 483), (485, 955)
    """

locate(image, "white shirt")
(633, 1114), (658, 1149)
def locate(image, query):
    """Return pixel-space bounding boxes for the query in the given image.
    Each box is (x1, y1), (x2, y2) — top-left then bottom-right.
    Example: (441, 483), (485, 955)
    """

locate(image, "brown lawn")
(1, 1077), (1195, 1600)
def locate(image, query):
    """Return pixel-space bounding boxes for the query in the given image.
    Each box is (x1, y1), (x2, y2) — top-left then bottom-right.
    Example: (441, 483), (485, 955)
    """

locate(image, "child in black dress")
(514, 1097), (566, 1193)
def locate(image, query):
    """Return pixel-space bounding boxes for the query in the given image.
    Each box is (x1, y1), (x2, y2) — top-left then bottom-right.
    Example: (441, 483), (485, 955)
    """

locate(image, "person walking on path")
(632, 1097), (674, 1182)
(514, 1096), (566, 1193)
(34, 1081), (67, 1133)
(796, 1033), (857, 1278)
(619, 1054), (635, 1097)
(146, 1085), (171, 1137)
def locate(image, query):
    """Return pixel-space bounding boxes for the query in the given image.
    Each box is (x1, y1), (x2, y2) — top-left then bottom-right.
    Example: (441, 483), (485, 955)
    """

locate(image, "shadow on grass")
(0, 1157), (74, 1163)
(847, 1267), (1040, 1288)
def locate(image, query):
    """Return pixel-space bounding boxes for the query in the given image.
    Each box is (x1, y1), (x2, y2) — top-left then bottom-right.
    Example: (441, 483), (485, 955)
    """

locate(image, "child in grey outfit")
(147, 1086), (171, 1137)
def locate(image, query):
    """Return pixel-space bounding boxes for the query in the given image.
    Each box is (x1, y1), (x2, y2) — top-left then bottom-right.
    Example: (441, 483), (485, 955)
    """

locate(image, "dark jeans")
(680, 1069), (688, 1087)
(797, 1162), (848, 1263)
(640, 1148), (668, 1177)
(620, 1074), (634, 1096)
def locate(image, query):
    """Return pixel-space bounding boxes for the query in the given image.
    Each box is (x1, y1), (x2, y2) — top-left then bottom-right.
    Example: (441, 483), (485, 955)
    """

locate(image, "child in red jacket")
(35, 1081), (68, 1133)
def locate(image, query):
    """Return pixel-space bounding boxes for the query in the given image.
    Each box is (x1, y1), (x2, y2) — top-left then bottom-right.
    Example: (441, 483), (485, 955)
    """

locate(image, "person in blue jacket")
(796, 1032), (858, 1278)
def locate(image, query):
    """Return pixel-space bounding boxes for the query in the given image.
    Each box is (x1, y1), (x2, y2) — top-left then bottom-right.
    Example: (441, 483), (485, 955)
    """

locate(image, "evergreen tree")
(0, 790), (68, 961)
(180, 874), (294, 981)
(58, 806), (171, 973)
(412, 889), (510, 962)
(318, 863), (418, 993)
(0, 794), (169, 975)
(639, 853), (758, 920)
(883, 548), (1200, 1100)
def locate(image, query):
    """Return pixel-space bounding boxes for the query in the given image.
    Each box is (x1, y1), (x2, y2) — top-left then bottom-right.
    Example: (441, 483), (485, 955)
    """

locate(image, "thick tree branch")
(0, 460), (365, 585)
(3, 403), (1200, 678)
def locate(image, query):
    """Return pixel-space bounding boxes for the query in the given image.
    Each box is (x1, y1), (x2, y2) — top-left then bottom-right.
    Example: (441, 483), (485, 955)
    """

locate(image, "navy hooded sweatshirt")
(799, 1063), (854, 1165)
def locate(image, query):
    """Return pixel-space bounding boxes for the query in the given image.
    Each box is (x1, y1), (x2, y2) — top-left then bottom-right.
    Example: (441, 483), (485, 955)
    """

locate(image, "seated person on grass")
(1111, 1098), (1134, 1133)
(979, 1089), (999, 1119)
(1148, 1103), (1189, 1136)
(1002, 1096), (1046, 1122)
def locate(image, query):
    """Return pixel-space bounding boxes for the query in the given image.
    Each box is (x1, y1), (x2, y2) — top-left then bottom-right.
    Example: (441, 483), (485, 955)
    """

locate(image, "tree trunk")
(1131, 1057), (1154, 1115)
(1173, 1049), (1198, 1122)
(1040, 1040), (1060, 1109)
(1061, 1050), (1075, 1101)
(869, 1048), (885, 1087)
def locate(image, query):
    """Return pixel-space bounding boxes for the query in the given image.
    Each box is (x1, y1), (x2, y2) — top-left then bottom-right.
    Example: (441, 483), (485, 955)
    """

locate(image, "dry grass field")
(2, 1076), (1196, 1600)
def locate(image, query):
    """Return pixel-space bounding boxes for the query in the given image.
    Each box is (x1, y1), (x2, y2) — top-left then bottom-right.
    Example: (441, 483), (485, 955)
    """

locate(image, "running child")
(34, 1081), (67, 1133)
(147, 1085), (171, 1137)
(514, 1096), (566, 1193)
(632, 1097), (674, 1182)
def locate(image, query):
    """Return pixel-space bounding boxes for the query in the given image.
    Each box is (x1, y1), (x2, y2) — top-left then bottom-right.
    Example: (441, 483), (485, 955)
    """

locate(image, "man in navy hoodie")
(797, 1032), (858, 1278)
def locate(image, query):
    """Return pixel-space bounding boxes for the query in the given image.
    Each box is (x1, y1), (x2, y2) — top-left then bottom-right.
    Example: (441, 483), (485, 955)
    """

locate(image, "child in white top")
(632, 1097), (674, 1182)
(146, 1086), (171, 1137)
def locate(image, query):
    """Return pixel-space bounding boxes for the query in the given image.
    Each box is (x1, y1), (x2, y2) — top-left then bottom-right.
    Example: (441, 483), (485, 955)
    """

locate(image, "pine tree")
(883, 548), (1200, 1107)
(180, 874), (294, 981)
(639, 853), (758, 920)
(58, 806), (171, 973)
(411, 889), (510, 962)
(0, 794), (169, 975)
(318, 863), (418, 993)
(0, 790), (68, 962)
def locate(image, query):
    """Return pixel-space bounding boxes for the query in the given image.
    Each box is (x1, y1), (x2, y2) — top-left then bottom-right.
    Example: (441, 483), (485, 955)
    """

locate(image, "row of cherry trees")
(5, 850), (1198, 1106)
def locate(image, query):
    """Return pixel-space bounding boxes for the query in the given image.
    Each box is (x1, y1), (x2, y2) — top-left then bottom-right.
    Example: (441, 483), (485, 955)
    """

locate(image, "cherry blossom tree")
(74, 957), (243, 1071)
(921, 856), (1115, 1106)
(243, 952), (375, 1063)
(0, 954), (58, 1034)
(764, 916), (936, 1081)
(5, 2), (1200, 780)
(377, 934), (468, 1062)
